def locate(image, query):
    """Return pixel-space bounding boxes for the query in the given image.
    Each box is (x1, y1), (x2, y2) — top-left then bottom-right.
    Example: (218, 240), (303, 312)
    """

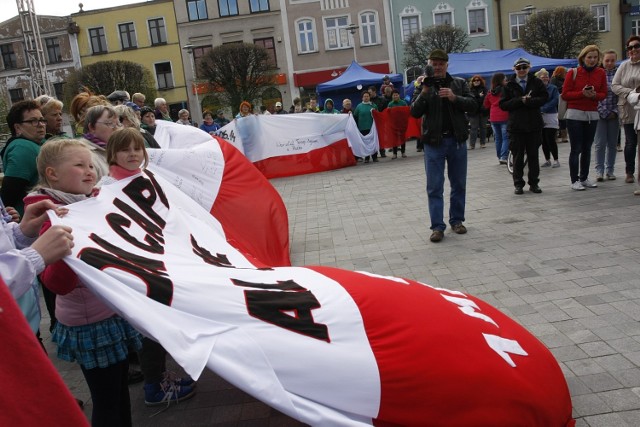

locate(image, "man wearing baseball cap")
(410, 48), (478, 243)
(274, 101), (287, 114)
(499, 57), (548, 195)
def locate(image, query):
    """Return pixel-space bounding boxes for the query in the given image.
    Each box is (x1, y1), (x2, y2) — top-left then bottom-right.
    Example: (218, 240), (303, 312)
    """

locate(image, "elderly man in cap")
(410, 49), (478, 243)
(499, 57), (548, 195)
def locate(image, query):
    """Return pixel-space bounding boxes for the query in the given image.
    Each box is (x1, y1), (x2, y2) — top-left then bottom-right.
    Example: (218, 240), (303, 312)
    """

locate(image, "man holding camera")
(410, 49), (478, 243)
(499, 57), (548, 195)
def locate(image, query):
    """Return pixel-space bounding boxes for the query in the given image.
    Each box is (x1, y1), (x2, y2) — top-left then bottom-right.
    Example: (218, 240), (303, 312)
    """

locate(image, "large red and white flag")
(50, 163), (575, 427)
(150, 121), (290, 266)
(216, 114), (379, 178)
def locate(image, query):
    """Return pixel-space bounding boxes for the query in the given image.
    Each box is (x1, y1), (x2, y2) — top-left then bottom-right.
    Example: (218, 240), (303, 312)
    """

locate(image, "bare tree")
(519, 6), (600, 59)
(63, 60), (157, 106)
(199, 43), (277, 116)
(403, 25), (470, 69)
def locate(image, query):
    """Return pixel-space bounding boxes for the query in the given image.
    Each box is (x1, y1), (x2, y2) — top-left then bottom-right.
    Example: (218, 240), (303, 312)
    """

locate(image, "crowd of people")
(0, 89), (199, 427)
(409, 39), (640, 242)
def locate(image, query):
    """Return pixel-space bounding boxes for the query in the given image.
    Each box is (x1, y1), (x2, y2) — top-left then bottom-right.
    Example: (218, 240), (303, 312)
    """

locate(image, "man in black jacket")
(410, 49), (478, 243)
(499, 57), (548, 195)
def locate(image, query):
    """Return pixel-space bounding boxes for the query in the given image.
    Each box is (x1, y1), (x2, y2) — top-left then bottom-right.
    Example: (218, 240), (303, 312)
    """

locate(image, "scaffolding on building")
(16, 0), (53, 98)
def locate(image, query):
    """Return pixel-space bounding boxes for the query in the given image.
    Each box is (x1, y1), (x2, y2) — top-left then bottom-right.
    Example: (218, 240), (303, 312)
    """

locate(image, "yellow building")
(494, 1), (624, 59)
(70, 0), (187, 118)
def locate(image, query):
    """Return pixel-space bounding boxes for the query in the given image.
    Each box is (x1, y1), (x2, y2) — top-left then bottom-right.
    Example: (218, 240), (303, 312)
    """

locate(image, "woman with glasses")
(81, 105), (121, 180)
(0, 100), (48, 215)
(467, 75), (489, 149)
(562, 45), (607, 191)
(612, 36), (640, 186)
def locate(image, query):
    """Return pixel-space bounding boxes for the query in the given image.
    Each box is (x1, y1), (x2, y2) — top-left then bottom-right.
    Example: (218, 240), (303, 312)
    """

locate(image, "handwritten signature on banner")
(276, 137), (320, 153)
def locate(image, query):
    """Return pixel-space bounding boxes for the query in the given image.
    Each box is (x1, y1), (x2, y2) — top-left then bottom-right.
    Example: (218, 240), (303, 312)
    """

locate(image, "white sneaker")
(572, 181), (586, 191)
(580, 179), (598, 188)
(552, 160), (560, 168)
(541, 160), (551, 167)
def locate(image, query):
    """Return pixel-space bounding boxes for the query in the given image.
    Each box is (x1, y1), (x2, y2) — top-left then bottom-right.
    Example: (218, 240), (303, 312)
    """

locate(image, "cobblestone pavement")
(45, 140), (640, 426)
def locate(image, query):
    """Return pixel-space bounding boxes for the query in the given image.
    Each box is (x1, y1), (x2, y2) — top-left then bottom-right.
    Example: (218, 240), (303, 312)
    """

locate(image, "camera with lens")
(421, 65), (446, 91)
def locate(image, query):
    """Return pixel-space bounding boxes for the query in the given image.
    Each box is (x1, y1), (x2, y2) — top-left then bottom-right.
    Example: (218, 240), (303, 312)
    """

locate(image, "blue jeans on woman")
(491, 121), (509, 161)
(594, 118), (619, 176)
(423, 136), (467, 232)
(566, 119), (597, 183)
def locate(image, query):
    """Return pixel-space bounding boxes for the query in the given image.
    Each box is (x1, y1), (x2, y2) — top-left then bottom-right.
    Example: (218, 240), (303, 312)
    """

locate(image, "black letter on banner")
(122, 175), (168, 229)
(106, 212), (164, 254)
(80, 233), (173, 306)
(142, 169), (169, 208)
(232, 279), (329, 342)
(191, 235), (233, 268)
(113, 198), (165, 246)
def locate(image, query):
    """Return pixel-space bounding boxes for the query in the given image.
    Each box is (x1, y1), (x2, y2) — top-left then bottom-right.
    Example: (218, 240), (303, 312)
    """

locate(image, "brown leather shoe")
(626, 174), (635, 183)
(430, 230), (444, 242)
(451, 223), (467, 234)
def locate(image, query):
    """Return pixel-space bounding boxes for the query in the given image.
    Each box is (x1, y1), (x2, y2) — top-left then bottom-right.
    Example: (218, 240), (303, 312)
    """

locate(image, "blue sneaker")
(144, 379), (196, 407)
(163, 371), (196, 388)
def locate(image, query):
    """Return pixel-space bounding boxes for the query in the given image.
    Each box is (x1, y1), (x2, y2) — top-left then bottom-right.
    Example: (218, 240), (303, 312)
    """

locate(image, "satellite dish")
(356, 84), (362, 90)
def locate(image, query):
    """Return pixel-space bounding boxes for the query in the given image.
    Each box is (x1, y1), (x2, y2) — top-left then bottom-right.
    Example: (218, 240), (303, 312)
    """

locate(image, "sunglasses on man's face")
(515, 65), (529, 71)
(627, 44), (640, 51)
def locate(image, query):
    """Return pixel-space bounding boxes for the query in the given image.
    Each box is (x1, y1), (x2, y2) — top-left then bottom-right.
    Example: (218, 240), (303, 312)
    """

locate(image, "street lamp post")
(182, 43), (202, 125)
(346, 24), (359, 62)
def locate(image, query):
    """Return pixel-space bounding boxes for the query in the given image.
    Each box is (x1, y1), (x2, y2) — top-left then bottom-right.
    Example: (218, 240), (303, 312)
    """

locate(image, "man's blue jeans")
(424, 136), (467, 232)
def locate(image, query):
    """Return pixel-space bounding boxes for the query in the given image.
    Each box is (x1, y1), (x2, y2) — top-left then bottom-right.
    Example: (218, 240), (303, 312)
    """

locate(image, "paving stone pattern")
(44, 140), (640, 426)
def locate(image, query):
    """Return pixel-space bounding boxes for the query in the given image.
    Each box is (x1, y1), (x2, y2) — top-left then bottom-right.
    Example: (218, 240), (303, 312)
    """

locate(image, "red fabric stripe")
(211, 137), (291, 267)
(252, 139), (356, 179)
(0, 278), (89, 426)
(373, 107), (411, 149)
(307, 266), (574, 427)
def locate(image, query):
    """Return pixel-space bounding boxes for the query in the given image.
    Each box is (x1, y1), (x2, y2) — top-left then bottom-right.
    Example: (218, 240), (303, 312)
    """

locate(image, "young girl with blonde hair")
(25, 138), (142, 426)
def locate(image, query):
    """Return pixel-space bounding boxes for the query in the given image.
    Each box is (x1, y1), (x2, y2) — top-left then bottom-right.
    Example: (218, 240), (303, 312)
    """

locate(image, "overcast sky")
(0, 0), (147, 24)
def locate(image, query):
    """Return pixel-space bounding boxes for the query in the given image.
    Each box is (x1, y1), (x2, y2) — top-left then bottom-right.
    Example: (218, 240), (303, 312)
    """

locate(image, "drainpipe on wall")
(496, 0), (504, 50)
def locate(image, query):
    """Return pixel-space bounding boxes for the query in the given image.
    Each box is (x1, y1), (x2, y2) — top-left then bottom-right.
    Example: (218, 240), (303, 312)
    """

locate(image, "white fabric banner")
(50, 169), (381, 425)
(216, 114), (379, 159)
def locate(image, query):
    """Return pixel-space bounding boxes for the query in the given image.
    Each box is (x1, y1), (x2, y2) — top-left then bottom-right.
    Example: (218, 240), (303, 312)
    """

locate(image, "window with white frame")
(591, 4), (609, 32)
(433, 2), (454, 26)
(509, 13), (527, 41)
(402, 16), (419, 42)
(359, 11), (379, 46)
(296, 18), (316, 53)
(467, 0), (488, 35)
(325, 16), (350, 50)
(633, 19), (640, 36)
(155, 62), (173, 89)
(400, 6), (422, 42)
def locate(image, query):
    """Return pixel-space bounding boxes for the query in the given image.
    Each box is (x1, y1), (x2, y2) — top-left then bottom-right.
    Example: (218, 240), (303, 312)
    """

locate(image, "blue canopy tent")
(447, 48), (577, 87)
(317, 61), (403, 110)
